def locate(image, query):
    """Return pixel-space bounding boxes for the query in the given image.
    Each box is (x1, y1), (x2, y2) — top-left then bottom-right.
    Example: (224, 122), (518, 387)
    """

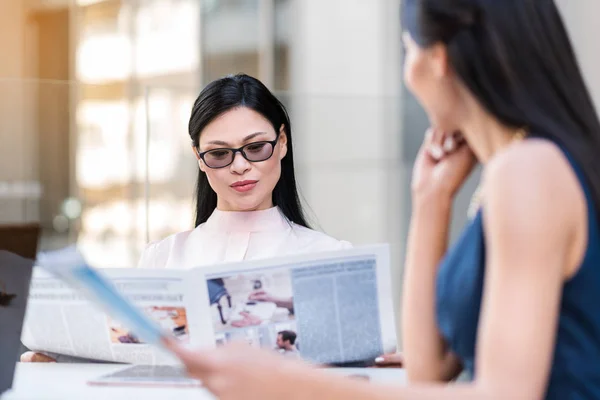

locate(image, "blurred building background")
(1, 0), (599, 338)
(0, 0), (405, 267)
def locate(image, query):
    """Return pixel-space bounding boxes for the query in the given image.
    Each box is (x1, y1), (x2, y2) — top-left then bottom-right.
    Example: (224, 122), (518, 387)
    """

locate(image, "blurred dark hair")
(278, 330), (297, 345)
(188, 74), (309, 228)
(403, 0), (600, 213)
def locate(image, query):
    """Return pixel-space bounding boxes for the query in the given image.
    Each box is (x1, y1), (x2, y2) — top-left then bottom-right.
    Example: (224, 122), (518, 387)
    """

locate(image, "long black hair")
(188, 73), (309, 228)
(403, 0), (600, 213)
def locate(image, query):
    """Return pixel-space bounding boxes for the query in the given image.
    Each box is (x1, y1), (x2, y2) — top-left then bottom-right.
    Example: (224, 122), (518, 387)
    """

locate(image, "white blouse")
(137, 207), (351, 270)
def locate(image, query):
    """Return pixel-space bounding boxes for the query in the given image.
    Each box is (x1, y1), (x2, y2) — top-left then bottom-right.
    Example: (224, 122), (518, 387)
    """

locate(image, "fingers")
(20, 352), (56, 363)
(163, 338), (203, 367)
(443, 132), (459, 153)
(20, 352), (34, 362)
(163, 337), (221, 379)
(423, 127), (435, 147)
(427, 128), (445, 161)
(451, 133), (475, 157)
(426, 130), (466, 161)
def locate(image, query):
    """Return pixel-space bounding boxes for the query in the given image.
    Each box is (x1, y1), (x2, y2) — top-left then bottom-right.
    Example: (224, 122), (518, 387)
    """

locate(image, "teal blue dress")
(436, 147), (600, 399)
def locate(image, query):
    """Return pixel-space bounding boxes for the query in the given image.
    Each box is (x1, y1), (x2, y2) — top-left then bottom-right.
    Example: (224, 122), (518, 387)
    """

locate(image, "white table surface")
(2, 363), (407, 400)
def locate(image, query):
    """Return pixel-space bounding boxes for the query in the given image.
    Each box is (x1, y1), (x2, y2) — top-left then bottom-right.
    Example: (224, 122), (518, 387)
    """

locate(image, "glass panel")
(75, 95), (145, 268)
(57, 0), (202, 267)
(0, 79), (79, 252)
(75, 0), (132, 83)
(144, 86), (198, 244)
(0, 79), (46, 228)
(135, 0), (200, 78)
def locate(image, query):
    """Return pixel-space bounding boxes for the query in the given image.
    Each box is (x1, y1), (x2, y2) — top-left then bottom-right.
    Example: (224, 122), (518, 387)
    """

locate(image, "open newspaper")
(21, 244), (397, 367)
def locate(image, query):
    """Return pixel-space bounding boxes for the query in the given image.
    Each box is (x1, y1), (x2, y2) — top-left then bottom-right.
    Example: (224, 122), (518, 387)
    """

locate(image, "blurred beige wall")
(0, 1), (30, 223)
(0, 1), (70, 225)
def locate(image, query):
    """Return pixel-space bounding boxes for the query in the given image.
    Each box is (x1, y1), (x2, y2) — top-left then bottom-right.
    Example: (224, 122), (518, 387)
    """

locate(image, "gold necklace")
(467, 128), (527, 219)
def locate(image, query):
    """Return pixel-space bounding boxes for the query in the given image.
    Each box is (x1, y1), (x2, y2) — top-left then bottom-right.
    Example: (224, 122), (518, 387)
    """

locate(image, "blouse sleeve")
(136, 230), (190, 269)
(137, 242), (160, 268)
(338, 239), (353, 249)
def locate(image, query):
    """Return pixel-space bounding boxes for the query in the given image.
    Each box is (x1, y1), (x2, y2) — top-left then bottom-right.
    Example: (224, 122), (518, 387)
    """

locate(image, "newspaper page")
(21, 266), (196, 365)
(189, 244), (397, 367)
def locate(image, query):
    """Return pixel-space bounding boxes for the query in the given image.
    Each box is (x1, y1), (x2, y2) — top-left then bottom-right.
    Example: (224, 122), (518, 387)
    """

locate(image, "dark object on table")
(0, 251), (35, 395)
(0, 280), (17, 307)
(0, 224), (40, 260)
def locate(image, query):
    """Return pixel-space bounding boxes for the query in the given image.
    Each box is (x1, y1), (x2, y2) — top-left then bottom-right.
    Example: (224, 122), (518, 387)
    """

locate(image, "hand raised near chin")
(411, 128), (477, 202)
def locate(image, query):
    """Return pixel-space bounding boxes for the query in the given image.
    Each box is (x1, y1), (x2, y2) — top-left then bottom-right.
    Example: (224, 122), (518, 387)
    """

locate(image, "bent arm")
(312, 144), (582, 399)
(401, 196), (462, 382)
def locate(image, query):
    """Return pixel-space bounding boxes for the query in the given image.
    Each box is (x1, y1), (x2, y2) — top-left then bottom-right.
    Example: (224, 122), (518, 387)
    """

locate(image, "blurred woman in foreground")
(22, 74), (349, 363)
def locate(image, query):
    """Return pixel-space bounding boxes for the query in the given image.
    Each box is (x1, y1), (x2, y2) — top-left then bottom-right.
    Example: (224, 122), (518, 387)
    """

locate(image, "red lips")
(230, 180), (258, 192)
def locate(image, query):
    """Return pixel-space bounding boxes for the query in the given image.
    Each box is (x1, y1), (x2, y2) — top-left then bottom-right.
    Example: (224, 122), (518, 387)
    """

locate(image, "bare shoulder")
(486, 139), (570, 181)
(483, 139), (586, 241)
(483, 138), (583, 211)
(138, 229), (195, 268)
(147, 229), (195, 251)
(290, 224), (352, 251)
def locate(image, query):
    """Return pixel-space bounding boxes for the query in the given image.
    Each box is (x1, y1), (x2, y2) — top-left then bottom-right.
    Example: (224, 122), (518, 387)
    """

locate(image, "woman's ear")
(192, 145), (205, 172)
(278, 124), (288, 160)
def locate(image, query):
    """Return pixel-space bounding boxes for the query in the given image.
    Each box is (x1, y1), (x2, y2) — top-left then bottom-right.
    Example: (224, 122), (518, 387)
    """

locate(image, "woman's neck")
(205, 206), (288, 233)
(216, 198), (274, 213)
(459, 107), (522, 164)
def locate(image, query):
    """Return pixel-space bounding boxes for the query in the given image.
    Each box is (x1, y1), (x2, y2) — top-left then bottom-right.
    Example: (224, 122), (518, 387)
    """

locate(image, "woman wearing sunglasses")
(21, 74), (350, 363)
(137, 73), (350, 270)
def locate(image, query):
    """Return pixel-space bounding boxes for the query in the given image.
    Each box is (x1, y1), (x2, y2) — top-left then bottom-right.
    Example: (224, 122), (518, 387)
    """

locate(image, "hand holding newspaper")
(22, 244), (397, 368)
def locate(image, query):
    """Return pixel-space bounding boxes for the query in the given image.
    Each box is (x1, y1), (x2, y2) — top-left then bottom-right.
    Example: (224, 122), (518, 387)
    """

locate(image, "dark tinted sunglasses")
(197, 135), (280, 169)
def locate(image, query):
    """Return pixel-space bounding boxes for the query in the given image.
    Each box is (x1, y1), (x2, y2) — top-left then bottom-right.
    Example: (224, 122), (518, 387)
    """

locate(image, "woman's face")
(194, 107), (288, 212)
(402, 32), (462, 132)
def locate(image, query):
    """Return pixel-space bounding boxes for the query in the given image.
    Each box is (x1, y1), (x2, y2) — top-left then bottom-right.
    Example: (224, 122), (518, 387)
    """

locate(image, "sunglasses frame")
(196, 134), (281, 169)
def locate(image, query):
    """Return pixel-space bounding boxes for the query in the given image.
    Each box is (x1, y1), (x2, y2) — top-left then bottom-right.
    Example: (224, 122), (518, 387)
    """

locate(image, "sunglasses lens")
(204, 149), (234, 168)
(243, 142), (274, 162)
